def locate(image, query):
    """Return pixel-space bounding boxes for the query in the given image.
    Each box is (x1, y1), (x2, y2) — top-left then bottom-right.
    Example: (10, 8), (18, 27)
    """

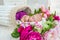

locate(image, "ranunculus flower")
(54, 15), (60, 21)
(16, 11), (27, 20)
(21, 15), (30, 22)
(29, 14), (42, 22)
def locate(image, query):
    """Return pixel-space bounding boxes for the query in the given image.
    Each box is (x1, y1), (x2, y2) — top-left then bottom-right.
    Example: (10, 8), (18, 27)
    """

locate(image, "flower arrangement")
(11, 6), (60, 40)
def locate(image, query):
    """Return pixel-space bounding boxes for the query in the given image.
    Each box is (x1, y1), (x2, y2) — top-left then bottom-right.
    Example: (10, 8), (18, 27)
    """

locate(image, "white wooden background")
(0, 0), (26, 40)
(0, 0), (60, 40)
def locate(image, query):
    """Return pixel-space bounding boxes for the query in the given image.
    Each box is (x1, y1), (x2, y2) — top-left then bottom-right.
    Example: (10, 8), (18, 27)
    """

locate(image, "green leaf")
(34, 8), (42, 15)
(34, 9), (37, 14)
(41, 21), (56, 34)
(37, 8), (42, 13)
(11, 28), (20, 38)
(41, 28), (48, 34)
(41, 27), (50, 34)
(17, 24), (20, 28)
(28, 13), (33, 16)
(34, 26), (41, 33)
(47, 15), (54, 22)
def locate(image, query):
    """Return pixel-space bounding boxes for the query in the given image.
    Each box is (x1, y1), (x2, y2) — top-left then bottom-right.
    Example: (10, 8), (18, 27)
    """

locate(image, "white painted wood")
(27, 0), (48, 12)
(0, 0), (4, 5)
(49, 0), (60, 16)
(4, 0), (27, 5)
(0, 5), (16, 26)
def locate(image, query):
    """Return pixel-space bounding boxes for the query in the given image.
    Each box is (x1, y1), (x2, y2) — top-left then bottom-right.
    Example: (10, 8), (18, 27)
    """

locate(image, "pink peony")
(17, 26), (24, 33)
(25, 31), (43, 40)
(18, 25), (33, 40)
(18, 25), (43, 40)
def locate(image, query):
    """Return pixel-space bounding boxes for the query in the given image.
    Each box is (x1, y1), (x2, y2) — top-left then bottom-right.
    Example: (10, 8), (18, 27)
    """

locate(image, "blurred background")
(0, 0), (60, 40)
(0, 0), (48, 26)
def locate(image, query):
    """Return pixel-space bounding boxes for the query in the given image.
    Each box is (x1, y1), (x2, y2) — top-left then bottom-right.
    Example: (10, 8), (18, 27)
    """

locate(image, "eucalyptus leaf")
(34, 9), (37, 14)
(37, 8), (42, 13)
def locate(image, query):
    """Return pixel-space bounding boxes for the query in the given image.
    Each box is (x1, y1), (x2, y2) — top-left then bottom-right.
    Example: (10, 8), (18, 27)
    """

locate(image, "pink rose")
(41, 6), (50, 18)
(54, 15), (60, 21)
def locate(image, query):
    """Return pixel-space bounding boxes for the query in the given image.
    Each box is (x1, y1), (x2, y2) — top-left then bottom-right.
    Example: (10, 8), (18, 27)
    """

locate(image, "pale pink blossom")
(41, 5), (46, 12)
(41, 6), (50, 18)
(44, 23), (60, 40)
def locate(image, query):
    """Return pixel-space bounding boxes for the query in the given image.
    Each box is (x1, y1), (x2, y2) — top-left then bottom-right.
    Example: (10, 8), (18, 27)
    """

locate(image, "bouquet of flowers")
(11, 6), (60, 40)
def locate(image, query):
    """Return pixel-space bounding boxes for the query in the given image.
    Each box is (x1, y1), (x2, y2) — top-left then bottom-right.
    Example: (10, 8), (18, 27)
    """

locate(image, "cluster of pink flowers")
(12, 6), (60, 40)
